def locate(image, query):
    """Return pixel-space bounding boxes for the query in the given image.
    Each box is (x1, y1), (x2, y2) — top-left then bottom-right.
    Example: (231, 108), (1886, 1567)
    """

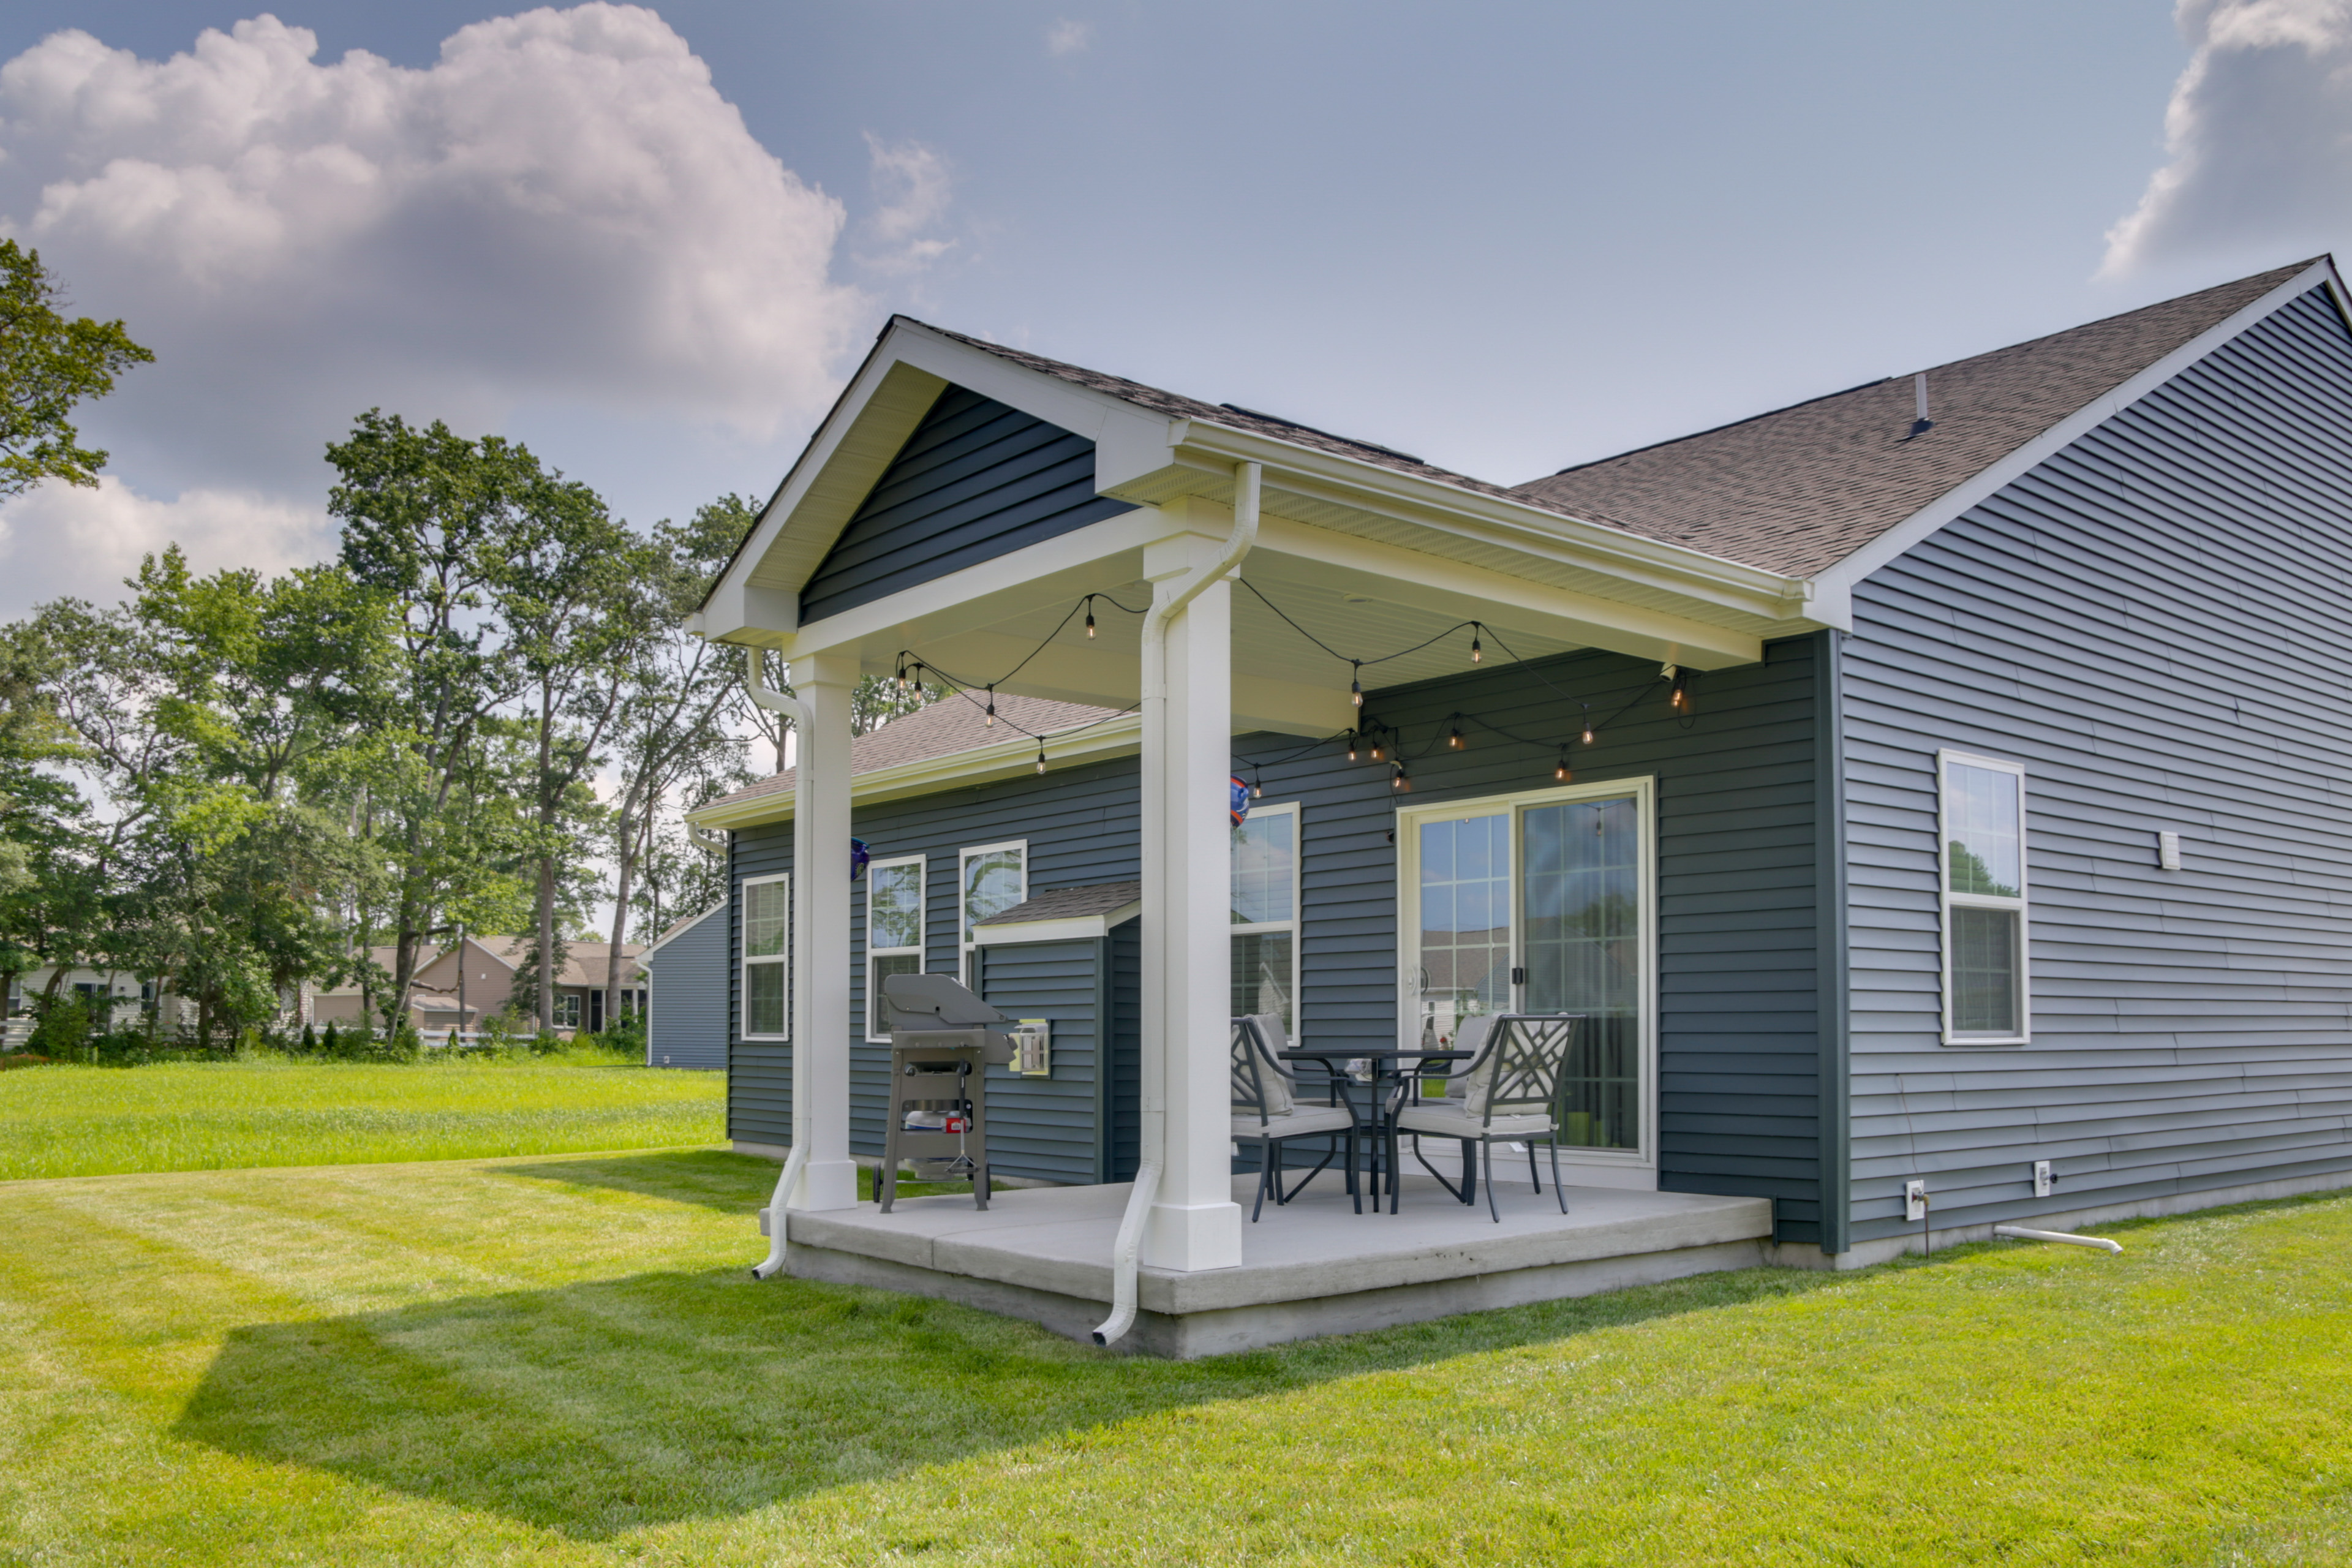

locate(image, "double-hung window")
(865, 856), (925, 1042)
(1231, 802), (1301, 1033)
(741, 872), (790, 1039)
(1939, 752), (2029, 1044)
(552, 993), (582, 1030)
(959, 842), (1027, 985)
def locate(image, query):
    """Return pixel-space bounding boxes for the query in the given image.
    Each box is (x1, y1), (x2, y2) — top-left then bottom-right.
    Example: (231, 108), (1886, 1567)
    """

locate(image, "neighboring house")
(2, 968), (194, 1042)
(639, 905), (726, 1069)
(688, 257), (2352, 1300)
(312, 946), (479, 1034)
(446, 937), (647, 1033)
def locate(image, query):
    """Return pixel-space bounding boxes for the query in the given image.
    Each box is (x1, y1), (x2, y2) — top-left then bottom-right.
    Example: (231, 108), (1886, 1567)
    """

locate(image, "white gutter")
(1992, 1224), (2122, 1254)
(689, 824), (729, 855)
(744, 647), (818, 1282)
(1093, 461), (1260, 1348)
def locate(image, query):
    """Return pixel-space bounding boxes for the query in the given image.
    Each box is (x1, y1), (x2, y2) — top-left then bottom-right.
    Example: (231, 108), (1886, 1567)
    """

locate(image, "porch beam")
(1252, 516), (1768, 669)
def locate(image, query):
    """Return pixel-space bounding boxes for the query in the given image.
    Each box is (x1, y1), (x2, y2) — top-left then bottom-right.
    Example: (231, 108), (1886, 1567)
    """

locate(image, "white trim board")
(971, 905), (1141, 946)
(1808, 257), (2343, 608)
(639, 903), (725, 960)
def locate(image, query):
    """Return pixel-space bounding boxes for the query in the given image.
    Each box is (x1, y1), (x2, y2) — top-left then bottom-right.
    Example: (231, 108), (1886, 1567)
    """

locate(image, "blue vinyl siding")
(1844, 284), (2352, 1243)
(643, 905), (726, 1069)
(798, 385), (1135, 625)
(727, 753), (1142, 1182)
(725, 646), (1828, 1232)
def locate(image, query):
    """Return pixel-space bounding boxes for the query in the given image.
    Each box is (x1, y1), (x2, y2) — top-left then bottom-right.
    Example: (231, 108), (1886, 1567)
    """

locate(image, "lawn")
(0, 1056), (725, 1181)
(4, 1150), (2350, 1565)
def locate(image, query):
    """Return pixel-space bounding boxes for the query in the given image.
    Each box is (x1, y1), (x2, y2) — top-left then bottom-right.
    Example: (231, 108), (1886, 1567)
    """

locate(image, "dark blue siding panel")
(725, 647), (1826, 1227)
(798, 385), (1135, 625)
(1845, 285), (2352, 1243)
(643, 905), (726, 1069)
(975, 938), (1110, 1183)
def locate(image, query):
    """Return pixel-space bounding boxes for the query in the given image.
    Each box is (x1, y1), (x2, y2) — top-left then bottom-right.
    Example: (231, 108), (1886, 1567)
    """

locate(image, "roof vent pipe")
(1909, 373), (1934, 439)
(744, 647), (819, 1281)
(1093, 461), (1261, 1349)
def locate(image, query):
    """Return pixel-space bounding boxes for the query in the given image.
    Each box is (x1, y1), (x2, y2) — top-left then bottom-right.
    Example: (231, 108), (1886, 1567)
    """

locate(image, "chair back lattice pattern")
(1473, 1014), (1585, 1128)
(1231, 1019), (1290, 1123)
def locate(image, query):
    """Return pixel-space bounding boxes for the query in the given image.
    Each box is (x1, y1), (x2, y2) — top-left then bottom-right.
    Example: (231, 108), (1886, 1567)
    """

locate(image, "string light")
(985, 686), (997, 726)
(1035, 741), (1047, 775)
(1470, 627), (1482, 664)
(1351, 662), (1363, 707)
(1391, 761), (1411, 791)
(1447, 718), (1465, 750)
(1668, 667), (1691, 714)
(1084, 598), (1096, 639)
(1346, 732), (1359, 763)
(1370, 738), (1385, 762)
(1581, 704), (1595, 746)
(1250, 766), (1263, 799)
(1555, 746), (1574, 782)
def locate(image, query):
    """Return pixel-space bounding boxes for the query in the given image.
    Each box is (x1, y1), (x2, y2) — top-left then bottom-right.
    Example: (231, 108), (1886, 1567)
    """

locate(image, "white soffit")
(971, 905), (1141, 946)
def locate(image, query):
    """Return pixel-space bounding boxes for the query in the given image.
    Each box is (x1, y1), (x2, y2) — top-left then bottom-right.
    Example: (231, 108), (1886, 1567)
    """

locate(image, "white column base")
(789, 1157), (861, 1212)
(1143, 1198), (1245, 1271)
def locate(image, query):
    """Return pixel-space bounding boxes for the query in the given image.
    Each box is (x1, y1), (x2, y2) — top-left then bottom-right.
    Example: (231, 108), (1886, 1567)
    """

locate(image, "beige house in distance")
(315, 937), (648, 1035)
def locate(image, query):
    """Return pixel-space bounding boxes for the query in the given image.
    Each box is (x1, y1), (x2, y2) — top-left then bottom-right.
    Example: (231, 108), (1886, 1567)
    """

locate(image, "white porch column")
(788, 650), (859, 1211)
(1142, 514), (1246, 1270)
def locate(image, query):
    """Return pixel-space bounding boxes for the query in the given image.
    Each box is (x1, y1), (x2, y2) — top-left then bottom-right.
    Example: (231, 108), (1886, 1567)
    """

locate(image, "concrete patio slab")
(777, 1172), (1775, 1357)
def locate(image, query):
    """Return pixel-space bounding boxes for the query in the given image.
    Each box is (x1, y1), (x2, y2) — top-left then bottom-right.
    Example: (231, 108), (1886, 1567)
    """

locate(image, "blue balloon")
(850, 838), (871, 880)
(1229, 775), (1250, 827)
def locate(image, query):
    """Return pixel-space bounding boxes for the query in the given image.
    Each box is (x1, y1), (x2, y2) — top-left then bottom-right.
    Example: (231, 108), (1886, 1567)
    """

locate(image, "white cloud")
(1046, 19), (1093, 59)
(2103, 0), (2352, 276)
(855, 133), (955, 276)
(0, 476), (330, 614)
(0, 6), (865, 494)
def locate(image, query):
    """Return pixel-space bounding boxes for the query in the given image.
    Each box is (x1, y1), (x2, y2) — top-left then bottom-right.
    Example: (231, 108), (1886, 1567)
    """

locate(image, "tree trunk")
(537, 855), (556, 1031)
(604, 809), (636, 1036)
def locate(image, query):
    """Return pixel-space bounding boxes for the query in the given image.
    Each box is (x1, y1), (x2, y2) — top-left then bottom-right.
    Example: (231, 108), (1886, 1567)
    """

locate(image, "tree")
(0, 240), (153, 500)
(328, 411), (544, 1027)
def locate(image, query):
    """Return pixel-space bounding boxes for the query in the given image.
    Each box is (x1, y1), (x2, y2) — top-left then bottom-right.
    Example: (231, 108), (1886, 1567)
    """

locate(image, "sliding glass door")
(1399, 778), (1654, 1170)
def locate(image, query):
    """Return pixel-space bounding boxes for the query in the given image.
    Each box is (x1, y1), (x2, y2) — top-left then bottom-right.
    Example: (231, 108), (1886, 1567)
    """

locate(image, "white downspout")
(1093, 461), (1260, 1348)
(744, 646), (818, 1281)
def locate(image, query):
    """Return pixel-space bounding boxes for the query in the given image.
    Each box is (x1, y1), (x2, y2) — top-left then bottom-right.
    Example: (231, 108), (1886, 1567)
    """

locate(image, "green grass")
(3, 1150), (2351, 1564)
(0, 1056), (725, 1180)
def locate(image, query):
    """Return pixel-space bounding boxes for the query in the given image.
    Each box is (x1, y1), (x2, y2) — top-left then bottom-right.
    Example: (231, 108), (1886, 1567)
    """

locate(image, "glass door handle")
(1510, 966), (1526, 987)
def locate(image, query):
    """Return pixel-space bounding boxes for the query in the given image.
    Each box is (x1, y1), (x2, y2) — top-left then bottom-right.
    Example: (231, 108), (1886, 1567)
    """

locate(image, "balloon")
(850, 837), (871, 880)
(1229, 775), (1250, 827)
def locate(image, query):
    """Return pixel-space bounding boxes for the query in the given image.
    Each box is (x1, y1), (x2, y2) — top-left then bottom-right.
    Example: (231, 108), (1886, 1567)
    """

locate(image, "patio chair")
(1232, 1018), (1359, 1221)
(1396, 1013), (1585, 1223)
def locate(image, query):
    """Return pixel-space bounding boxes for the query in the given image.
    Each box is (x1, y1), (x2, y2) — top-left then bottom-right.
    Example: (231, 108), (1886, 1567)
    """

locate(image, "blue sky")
(0, 2), (2331, 612)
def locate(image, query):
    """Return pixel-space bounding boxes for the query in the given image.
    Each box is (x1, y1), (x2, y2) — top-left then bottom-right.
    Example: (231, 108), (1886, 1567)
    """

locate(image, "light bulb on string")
(985, 687), (997, 726)
(1035, 742), (1047, 776)
(1555, 747), (1574, 783)
(1370, 738), (1385, 762)
(1351, 662), (1363, 707)
(1447, 719), (1465, 750)
(1391, 761), (1410, 791)
(1669, 668), (1692, 714)
(1347, 732), (1359, 763)
(1250, 766), (1263, 799)
(1581, 704), (1595, 746)
(1084, 599), (1096, 639)
(1470, 627), (1482, 664)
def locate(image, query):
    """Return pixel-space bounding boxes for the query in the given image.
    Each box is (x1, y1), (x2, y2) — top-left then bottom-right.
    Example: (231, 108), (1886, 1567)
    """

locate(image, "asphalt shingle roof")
(1507, 262), (2315, 578)
(913, 261), (2316, 581)
(704, 691), (1126, 810)
(976, 881), (1142, 927)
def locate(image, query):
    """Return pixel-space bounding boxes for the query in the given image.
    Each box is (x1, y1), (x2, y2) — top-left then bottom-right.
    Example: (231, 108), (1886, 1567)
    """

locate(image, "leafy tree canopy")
(0, 240), (153, 500)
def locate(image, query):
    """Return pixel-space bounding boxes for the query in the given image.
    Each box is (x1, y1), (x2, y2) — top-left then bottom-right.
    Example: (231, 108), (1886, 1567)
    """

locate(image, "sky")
(0, 1), (2341, 617)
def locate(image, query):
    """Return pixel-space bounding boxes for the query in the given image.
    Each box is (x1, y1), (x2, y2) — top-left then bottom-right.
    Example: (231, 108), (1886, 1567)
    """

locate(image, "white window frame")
(552, 992), (582, 1030)
(1395, 775), (1659, 1179)
(741, 871), (791, 1041)
(864, 854), (927, 1042)
(959, 840), (1027, 987)
(1938, 750), (2031, 1046)
(1231, 800), (1303, 1034)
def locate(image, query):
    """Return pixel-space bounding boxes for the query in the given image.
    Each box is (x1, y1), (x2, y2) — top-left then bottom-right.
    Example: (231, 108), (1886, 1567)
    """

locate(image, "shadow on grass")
(172, 1248), (1852, 1540)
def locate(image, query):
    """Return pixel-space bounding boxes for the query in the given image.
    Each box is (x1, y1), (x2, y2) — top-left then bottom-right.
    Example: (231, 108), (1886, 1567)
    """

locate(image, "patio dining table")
(1279, 1047), (1469, 1215)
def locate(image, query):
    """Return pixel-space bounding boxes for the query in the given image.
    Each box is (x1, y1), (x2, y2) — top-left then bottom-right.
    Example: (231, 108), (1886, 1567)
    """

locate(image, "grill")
(877, 972), (1014, 1213)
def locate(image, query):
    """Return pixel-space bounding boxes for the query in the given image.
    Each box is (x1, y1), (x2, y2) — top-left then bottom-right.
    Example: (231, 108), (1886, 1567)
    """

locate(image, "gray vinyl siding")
(1240, 639), (1828, 1240)
(971, 936), (1138, 1183)
(1844, 284), (2352, 1244)
(726, 752), (1142, 1182)
(643, 907), (726, 1069)
(798, 385), (1135, 625)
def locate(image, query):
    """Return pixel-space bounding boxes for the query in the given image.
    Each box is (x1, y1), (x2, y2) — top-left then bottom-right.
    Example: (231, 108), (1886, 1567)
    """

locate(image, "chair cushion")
(1396, 1105), (1555, 1140)
(1232, 1106), (1354, 1141)
(1231, 1020), (1295, 1116)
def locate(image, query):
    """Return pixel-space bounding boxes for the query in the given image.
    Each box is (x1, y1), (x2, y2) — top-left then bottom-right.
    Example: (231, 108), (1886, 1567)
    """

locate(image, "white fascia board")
(972, 904), (1142, 945)
(1158, 420), (1822, 628)
(639, 903), (726, 960)
(1811, 257), (2342, 598)
(687, 713), (1145, 831)
(781, 507), (1165, 662)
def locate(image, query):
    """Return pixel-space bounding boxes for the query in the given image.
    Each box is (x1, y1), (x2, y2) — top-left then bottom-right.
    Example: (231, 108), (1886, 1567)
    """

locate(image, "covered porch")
(694, 317), (1842, 1349)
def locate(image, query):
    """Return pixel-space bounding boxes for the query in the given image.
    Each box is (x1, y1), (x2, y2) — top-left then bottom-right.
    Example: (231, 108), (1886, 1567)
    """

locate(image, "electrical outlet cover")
(2032, 1159), (2054, 1197)
(1904, 1178), (1928, 1221)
